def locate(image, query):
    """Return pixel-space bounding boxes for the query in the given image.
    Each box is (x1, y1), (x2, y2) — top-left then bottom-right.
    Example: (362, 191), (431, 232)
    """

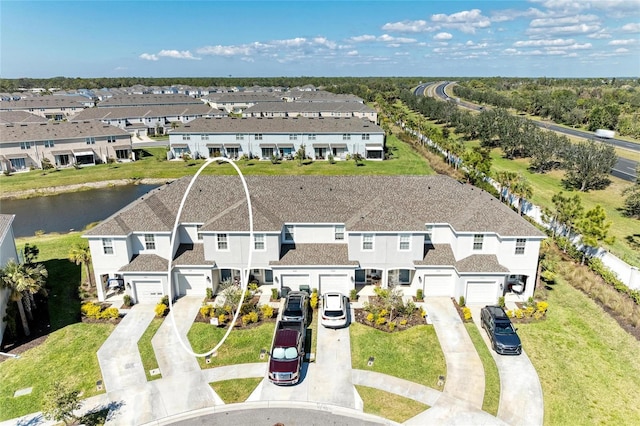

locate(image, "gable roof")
(85, 175), (545, 238)
(1, 121), (130, 143)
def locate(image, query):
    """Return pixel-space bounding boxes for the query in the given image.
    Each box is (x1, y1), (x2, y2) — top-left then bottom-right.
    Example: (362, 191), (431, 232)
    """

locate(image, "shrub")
(515, 309), (525, 319)
(200, 305), (212, 318)
(260, 304), (274, 319)
(310, 292), (319, 309)
(524, 306), (535, 317)
(420, 306), (427, 317)
(462, 307), (472, 321)
(271, 288), (279, 300)
(416, 289), (424, 300)
(506, 310), (514, 318)
(366, 312), (375, 323)
(99, 307), (119, 320)
(81, 302), (101, 319)
(240, 302), (255, 316)
(536, 301), (549, 314)
(379, 308), (389, 318)
(123, 294), (133, 307)
(155, 303), (169, 317)
(242, 311), (259, 326)
(388, 322), (396, 331)
(350, 288), (358, 301)
(458, 296), (466, 307)
(218, 313), (227, 325)
(400, 319), (408, 326)
(376, 316), (387, 326)
(498, 296), (505, 307)
(160, 295), (169, 306)
(206, 287), (214, 300)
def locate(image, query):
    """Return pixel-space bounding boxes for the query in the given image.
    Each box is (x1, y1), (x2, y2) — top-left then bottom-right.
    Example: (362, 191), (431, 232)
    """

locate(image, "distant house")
(0, 121), (132, 172)
(97, 94), (204, 108)
(167, 116), (385, 161)
(242, 101), (377, 123)
(0, 95), (90, 120)
(84, 175), (544, 305)
(0, 111), (49, 124)
(0, 214), (18, 343)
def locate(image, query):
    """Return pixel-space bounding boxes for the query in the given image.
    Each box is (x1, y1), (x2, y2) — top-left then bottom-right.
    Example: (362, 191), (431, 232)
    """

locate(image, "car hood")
(269, 358), (299, 373)
(495, 333), (521, 347)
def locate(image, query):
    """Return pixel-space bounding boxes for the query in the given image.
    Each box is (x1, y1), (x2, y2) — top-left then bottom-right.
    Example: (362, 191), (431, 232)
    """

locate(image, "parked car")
(320, 292), (348, 328)
(282, 291), (309, 325)
(268, 320), (306, 385)
(481, 305), (522, 355)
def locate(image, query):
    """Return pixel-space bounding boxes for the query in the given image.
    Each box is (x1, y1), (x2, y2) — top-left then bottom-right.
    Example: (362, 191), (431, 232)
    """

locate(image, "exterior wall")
(285, 224), (346, 244)
(273, 266), (355, 293)
(121, 272), (169, 303)
(347, 233), (424, 267)
(204, 233), (280, 269)
(0, 222), (18, 343)
(455, 233), (500, 260)
(88, 236), (133, 301)
(131, 233), (172, 259)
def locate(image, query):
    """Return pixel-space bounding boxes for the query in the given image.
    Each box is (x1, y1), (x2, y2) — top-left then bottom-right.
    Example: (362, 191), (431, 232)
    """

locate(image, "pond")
(0, 184), (160, 238)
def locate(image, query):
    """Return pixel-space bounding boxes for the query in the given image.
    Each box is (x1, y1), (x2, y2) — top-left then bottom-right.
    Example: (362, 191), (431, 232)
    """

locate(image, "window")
(182, 135), (191, 141)
(217, 234), (228, 250)
(362, 234), (374, 251)
(343, 134), (351, 140)
(399, 234), (410, 251)
(362, 133), (370, 140)
(261, 147), (274, 159)
(334, 225), (345, 241)
(44, 140), (55, 148)
(196, 224), (203, 241)
(515, 238), (526, 255)
(226, 147), (239, 158)
(425, 224), (434, 240)
(107, 136), (116, 143)
(284, 225), (294, 242)
(102, 238), (114, 255)
(255, 133), (263, 140)
(144, 234), (156, 250)
(308, 134), (316, 140)
(115, 149), (128, 160)
(19, 142), (32, 150)
(202, 134), (209, 140)
(254, 234), (265, 250)
(86, 137), (95, 144)
(473, 234), (484, 250)
(236, 134), (244, 140)
(289, 134), (298, 140)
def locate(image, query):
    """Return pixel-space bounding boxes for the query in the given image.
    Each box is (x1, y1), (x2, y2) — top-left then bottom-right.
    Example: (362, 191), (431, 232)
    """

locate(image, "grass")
(138, 317), (164, 381)
(355, 385), (429, 423)
(210, 378), (262, 404)
(350, 323), (446, 388)
(0, 322), (114, 421)
(0, 135), (433, 196)
(517, 279), (640, 424)
(464, 323), (500, 416)
(188, 321), (276, 369)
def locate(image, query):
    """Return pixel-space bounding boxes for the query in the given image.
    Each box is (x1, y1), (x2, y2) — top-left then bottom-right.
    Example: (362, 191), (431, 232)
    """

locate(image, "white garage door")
(280, 274), (309, 292)
(177, 273), (208, 296)
(466, 281), (498, 305)
(134, 280), (164, 304)
(319, 274), (348, 295)
(424, 274), (454, 297)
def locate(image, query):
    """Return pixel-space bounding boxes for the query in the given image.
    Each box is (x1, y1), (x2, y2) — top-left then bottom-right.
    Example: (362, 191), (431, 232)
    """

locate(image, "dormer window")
(473, 234), (484, 251)
(283, 225), (294, 242)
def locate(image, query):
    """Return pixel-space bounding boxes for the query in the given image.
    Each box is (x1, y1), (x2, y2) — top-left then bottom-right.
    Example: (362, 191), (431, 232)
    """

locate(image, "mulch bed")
(353, 296), (427, 332)
(0, 294), (53, 362)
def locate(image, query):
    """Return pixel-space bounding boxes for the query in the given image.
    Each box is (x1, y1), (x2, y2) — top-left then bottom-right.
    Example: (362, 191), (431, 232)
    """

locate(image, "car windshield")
(495, 322), (516, 334)
(284, 307), (302, 317)
(272, 346), (298, 360)
(324, 309), (344, 318)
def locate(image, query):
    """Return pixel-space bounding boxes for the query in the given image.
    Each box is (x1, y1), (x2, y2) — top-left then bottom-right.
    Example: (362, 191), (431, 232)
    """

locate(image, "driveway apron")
(424, 297), (485, 409)
(97, 304), (156, 392)
(471, 307), (544, 426)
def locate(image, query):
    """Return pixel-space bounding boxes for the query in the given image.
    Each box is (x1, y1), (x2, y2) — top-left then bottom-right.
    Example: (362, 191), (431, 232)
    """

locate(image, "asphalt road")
(421, 82), (638, 182)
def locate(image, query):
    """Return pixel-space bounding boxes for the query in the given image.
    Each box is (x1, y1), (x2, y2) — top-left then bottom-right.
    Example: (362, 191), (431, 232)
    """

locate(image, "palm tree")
(0, 259), (48, 336)
(68, 244), (93, 288)
(512, 175), (533, 216)
(21, 263), (48, 317)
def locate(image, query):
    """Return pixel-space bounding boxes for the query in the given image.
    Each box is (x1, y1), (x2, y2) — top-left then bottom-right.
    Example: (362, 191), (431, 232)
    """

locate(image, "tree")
(550, 192), (584, 252)
(294, 144), (307, 166)
(512, 175), (533, 215)
(23, 243), (40, 265)
(622, 166), (640, 219)
(462, 146), (492, 186)
(563, 139), (616, 191)
(494, 171), (518, 203)
(42, 381), (82, 426)
(0, 260), (31, 336)
(576, 205), (615, 264)
(68, 243), (93, 288)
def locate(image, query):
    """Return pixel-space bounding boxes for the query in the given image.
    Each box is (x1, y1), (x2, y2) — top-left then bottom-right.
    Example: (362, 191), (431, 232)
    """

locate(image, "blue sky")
(1, 0), (639, 78)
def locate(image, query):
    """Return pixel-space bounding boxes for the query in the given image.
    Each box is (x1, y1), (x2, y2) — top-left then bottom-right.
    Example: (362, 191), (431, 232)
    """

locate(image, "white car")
(320, 292), (348, 328)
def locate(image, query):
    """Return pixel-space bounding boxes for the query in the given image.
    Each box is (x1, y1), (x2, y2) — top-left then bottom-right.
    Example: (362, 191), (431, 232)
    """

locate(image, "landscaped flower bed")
(354, 287), (427, 332)
(195, 283), (277, 328)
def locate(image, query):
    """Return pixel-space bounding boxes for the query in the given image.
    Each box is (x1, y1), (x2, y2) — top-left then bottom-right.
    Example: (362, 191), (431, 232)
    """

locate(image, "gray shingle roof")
(416, 244), (457, 266)
(0, 214), (15, 246)
(0, 111), (48, 124)
(119, 254), (168, 272)
(85, 175), (545, 238)
(70, 104), (220, 121)
(456, 255), (509, 273)
(171, 116), (383, 134)
(98, 94), (202, 107)
(270, 244), (358, 266)
(1, 121), (131, 143)
(243, 101), (375, 114)
(173, 244), (213, 266)
(0, 95), (89, 110)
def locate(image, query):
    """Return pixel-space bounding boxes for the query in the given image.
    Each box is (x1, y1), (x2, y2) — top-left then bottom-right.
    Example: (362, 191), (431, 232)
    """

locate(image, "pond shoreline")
(0, 178), (174, 200)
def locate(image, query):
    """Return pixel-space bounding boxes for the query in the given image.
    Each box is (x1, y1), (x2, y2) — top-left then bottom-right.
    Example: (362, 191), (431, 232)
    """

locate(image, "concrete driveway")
(471, 306), (544, 426)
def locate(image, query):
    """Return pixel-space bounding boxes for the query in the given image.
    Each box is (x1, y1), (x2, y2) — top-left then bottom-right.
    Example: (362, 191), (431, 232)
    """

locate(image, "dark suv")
(481, 305), (522, 355)
(282, 291), (309, 325)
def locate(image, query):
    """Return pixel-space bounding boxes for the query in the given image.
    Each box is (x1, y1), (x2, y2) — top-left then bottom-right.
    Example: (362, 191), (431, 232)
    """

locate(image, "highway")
(417, 82), (638, 182)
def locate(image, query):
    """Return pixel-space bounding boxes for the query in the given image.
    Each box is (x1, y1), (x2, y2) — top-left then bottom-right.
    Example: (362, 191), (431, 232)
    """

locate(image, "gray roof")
(85, 175), (546, 238)
(171, 116), (383, 134)
(98, 94), (202, 108)
(174, 244), (213, 266)
(243, 101), (375, 115)
(456, 255), (509, 273)
(1, 121), (130, 143)
(417, 244), (457, 266)
(70, 104), (220, 121)
(0, 214), (15, 246)
(119, 254), (168, 272)
(0, 111), (48, 124)
(0, 95), (89, 110)
(270, 244), (358, 266)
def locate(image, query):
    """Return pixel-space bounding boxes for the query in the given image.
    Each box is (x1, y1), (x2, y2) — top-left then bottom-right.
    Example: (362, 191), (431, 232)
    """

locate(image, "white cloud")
(621, 22), (640, 32)
(434, 32), (453, 40)
(197, 44), (254, 56)
(382, 19), (437, 33)
(526, 23), (601, 37)
(615, 47), (630, 53)
(139, 53), (158, 61)
(491, 8), (545, 22)
(608, 39), (637, 45)
(514, 38), (575, 47)
(529, 14), (599, 28)
(431, 9), (491, 34)
(346, 50), (359, 56)
(158, 50), (201, 60)
(588, 29), (612, 39)
(273, 38), (307, 47)
(349, 35), (377, 42)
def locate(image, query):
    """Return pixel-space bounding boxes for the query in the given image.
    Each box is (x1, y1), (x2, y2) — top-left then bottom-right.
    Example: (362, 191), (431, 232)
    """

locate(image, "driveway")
(470, 306), (544, 426)
(424, 297), (485, 409)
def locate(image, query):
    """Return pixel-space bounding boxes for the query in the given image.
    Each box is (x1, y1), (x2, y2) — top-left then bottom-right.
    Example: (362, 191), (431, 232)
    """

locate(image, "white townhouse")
(97, 94), (205, 108)
(0, 214), (19, 342)
(0, 121), (132, 172)
(0, 95), (90, 120)
(167, 116), (385, 161)
(84, 175), (546, 305)
(242, 101), (378, 123)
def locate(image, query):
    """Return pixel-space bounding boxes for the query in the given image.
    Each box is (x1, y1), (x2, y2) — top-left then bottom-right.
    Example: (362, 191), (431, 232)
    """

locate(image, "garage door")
(134, 280), (164, 304)
(177, 273), (208, 296)
(424, 274), (454, 297)
(466, 281), (498, 305)
(319, 274), (348, 295)
(280, 274), (309, 292)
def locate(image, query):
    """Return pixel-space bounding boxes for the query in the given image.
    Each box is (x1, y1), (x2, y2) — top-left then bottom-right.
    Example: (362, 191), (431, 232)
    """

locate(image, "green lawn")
(464, 323), (500, 416)
(350, 323), (446, 388)
(0, 135), (433, 197)
(518, 279), (640, 424)
(356, 385), (429, 423)
(188, 321), (275, 369)
(0, 322), (114, 421)
(210, 378), (262, 404)
(138, 317), (164, 381)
